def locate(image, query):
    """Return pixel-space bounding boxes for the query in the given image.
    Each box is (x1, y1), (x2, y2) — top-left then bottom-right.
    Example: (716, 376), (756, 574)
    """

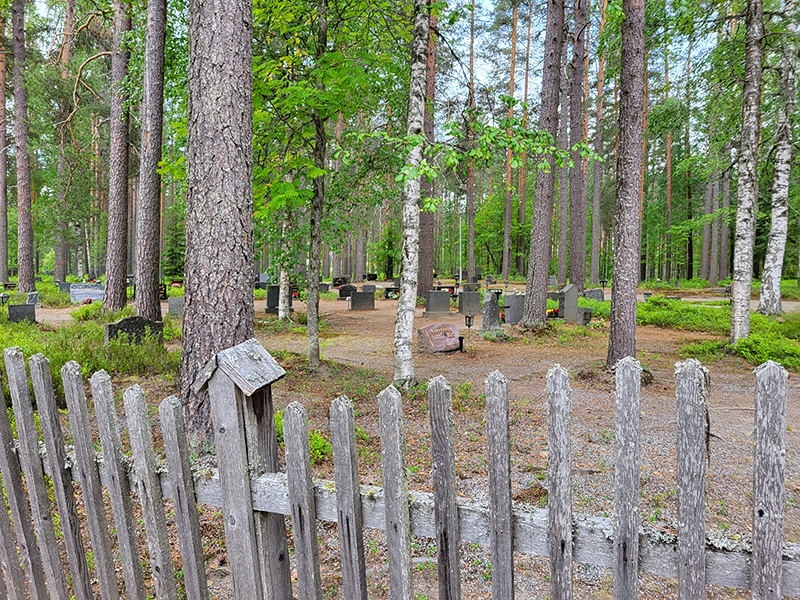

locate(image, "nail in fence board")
(0, 379), (47, 600)
(28, 354), (93, 600)
(62, 361), (120, 600)
(160, 396), (209, 600)
(428, 376), (462, 600)
(124, 385), (179, 600)
(378, 385), (414, 600)
(330, 395), (368, 600)
(485, 371), (514, 599)
(675, 359), (708, 599)
(547, 365), (573, 599)
(612, 357), (642, 600)
(284, 402), (323, 599)
(4, 347), (69, 600)
(90, 370), (148, 600)
(752, 361), (788, 598)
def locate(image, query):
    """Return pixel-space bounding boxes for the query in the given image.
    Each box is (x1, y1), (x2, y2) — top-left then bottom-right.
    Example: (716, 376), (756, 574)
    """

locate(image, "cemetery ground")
(4, 284), (800, 599)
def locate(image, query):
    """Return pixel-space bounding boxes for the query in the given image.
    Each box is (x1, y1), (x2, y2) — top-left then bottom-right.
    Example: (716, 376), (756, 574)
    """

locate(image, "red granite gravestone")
(417, 323), (461, 353)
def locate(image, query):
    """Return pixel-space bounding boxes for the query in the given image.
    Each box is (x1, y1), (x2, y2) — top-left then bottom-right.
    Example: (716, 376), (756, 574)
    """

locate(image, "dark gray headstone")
(332, 276), (350, 287)
(417, 323), (460, 353)
(338, 284), (357, 300)
(350, 291), (375, 311)
(481, 290), (502, 332)
(361, 284), (376, 293)
(458, 291), (481, 316)
(584, 288), (605, 302)
(562, 284), (578, 323)
(70, 283), (105, 304)
(104, 316), (164, 346)
(423, 290), (451, 317)
(34, 277), (42, 283)
(475, 267), (482, 278)
(168, 296), (184, 316)
(577, 306), (593, 326)
(548, 275), (558, 287)
(26, 292), (39, 305)
(463, 282), (479, 293)
(58, 281), (71, 294)
(319, 283), (330, 292)
(503, 293), (525, 325)
(643, 292), (652, 301)
(8, 304), (35, 323)
(367, 273), (378, 281)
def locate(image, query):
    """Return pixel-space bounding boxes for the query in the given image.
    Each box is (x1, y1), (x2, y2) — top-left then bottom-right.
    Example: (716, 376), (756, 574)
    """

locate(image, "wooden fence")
(0, 338), (796, 600)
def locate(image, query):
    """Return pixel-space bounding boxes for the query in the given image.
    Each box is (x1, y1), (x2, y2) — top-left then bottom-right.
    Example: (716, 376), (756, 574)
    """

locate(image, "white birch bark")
(393, 0), (429, 387)
(731, 0), (763, 343)
(758, 0), (795, 315)
(278, 267), (291, 321)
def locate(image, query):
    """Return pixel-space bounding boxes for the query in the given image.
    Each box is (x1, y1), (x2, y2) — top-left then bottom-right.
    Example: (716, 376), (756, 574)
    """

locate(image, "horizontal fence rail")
(0, 341), (794, 600)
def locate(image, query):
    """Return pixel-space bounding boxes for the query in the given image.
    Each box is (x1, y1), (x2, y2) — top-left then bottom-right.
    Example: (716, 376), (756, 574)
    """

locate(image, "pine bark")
(103, 0), (131, 310)
(701, 174), (712, 280)
(607, 0), (644, 365)
(135, 0), (167, 321)
(516, 0), (533, 277)
(12, 0), (34, 293)
(54, 5), (73, 285)
(418, 10), (436, 296)
(731, 0), (763, 342)
(590, 0), (608, 285)
(0, 19), (7, 284)
(709, 176), (720, 285)
(520, 0), (564, 327)
(466, 0), (476, 281)
(502, 1), (518, 282)
(557, 32), (569, 286)
(393, 0), (429, 387)
(568, 0), (587, 295)
(180, 0), (255, 439)
(758, 3), (795, 315)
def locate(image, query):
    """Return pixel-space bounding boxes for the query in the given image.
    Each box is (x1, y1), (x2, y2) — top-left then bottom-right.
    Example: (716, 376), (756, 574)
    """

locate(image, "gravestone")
(462, 282), (479, 293)
(577, 307), (593, 326)
(8, 304), (35, 323)
(485, 275), (496, 286)
(584, 288), (605, 302)
(26, 292), (38, 305)
(367, 273), (378, 281)
(423, 290), (451, 318)
(332, 276), (350, 287)
(168, 296), (184, 317)
(458, 291), (481, 316)
(266, 285), (292, 314)
(417, 323), (460, 353)
(34, 277), (42, 283)
(562, 284), (578, 323)
(58, 281), (71, 294)
(104, 316), (164, 345)
(350, 291), (375, 311)
(548, 275), (558, 287)
(503, 293), (525, 325)
(338, 284), (357, 300)
(481, 290), (502, 332)
(475, 267), (482, 279)
(361, 284), (376, 294)
(319, 283), (330, 292)
(393, 277), (401, 288)
(643, 292), (652, 301)
(383, 287), (400, 299)
(70, 283), (105, 304)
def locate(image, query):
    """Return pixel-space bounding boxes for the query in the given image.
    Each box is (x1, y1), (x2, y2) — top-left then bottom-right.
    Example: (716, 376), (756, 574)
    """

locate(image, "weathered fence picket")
(676, 359), (709, 599)
(0, 338), (794, 600)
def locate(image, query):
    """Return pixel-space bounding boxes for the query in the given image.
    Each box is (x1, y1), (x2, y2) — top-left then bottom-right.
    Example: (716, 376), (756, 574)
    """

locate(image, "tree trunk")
(502, 1), (518, 282)
(307, 0), (328, 368)
(709, 176), (720, 286)
(393, 0), (429, 387)
(418, 9), (436, 296)
(180, 0), (255, 441)
(103, 0), (131, 310)
(701, 174), (712, 280)
(54, 4), (73, 285)
(590, 0), (608, 286)
(685, 44), (693, 281)
(516, 0), (533, 277)
(520, 0), (564, 327)
(278, 266), (291, 320)
(758, 2), (794, 314)
(12, 0), (34, 293)
(607, 0), (644, 367)
(720, 145), (731, 281)
(466, 0), (476, 281)
(557, 28), (569, 286)
(731, 0), (763, 342)
(568, 0), (587, 295)
(0, 18), (7, 284)
(135, 0), (166, 321)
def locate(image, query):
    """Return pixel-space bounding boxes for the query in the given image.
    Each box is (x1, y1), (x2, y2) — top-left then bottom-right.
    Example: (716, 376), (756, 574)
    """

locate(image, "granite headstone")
(58, 281), (71, 294)
(8, 304), (35, 323)
(361, 284), (376, 293)
(548, 275), (558, 287)
(168, 296), (184, 316)
(104, 316), (164, 345)
(458, 291), (481, 315)
(562, 284), (578, 323)
(503, 293), (525, 325)
(338, 284), (357, 300)
(26, 292), (38, 305)
(481, 290), (502, 332)
(70, 283), (105, 304)
(584, 288), (604, 302)
(418, 323), (460, 353)
(319, 283), (330, 292)
(577, 306), (593, 326)
(423, 290), (451, 318)
(350, 291), (375, 311)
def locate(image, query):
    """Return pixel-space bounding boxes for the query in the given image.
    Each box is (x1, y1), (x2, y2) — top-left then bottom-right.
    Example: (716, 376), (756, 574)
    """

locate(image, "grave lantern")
(599, 277), (608, 293)
(465, 313), (474, 350)
(193, 338), (292, 600)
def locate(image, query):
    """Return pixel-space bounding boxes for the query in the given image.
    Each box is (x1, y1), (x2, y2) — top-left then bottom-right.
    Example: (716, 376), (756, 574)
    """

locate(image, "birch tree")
(393, 0), (429, 387)
(730, 0), (763, 343)
(757, 0), (795, 315)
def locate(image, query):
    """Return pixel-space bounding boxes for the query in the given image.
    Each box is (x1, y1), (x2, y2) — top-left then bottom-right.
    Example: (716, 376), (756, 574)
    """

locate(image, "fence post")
(29, 354), (93, 600)
(378, 385), (414, 600)
(752, 361), (788, 599)
(612, 356), (642, 600)
(124, 385), (179, 600)
(4, 347), (69, 600)
(283, 401), (323, 599)
(547, 365), (573, 600)
(330, 395), (368, 600)
(675, 359), (709, 599)
(193, 339), (287, 600)
(90, 370), (148, 600)
(485, 370), (514, 599)
(61, 361), (120, 600)
(160, 396), (210, 600)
